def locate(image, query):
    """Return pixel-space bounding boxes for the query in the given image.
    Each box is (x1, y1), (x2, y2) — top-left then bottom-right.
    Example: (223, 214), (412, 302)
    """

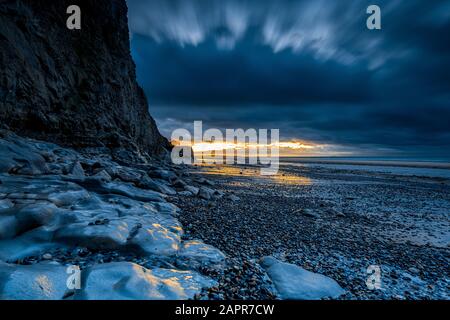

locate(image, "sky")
(127, 0), (450, 158)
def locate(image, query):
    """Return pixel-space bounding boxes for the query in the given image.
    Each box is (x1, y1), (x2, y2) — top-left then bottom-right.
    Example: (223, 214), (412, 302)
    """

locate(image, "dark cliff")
(0, 0), (170, 158)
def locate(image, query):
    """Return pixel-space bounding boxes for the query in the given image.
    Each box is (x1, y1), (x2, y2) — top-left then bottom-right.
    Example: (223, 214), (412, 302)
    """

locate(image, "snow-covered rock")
(260, 257), (345, 300)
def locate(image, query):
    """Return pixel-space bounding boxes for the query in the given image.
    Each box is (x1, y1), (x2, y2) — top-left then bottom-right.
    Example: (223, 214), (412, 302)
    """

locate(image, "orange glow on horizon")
(170, 139), (344, 156)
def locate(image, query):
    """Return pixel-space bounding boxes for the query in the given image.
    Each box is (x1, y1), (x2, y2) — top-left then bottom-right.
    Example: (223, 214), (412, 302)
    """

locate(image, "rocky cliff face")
(0, 0), (170, 159)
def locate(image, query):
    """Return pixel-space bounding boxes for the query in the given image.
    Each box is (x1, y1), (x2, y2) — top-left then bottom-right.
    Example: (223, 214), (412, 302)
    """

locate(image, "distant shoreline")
(280, 157), (450, 170)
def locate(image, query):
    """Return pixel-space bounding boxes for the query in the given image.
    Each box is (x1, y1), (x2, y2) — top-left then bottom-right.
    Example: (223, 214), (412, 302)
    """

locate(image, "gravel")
(174, 164), (450, 300)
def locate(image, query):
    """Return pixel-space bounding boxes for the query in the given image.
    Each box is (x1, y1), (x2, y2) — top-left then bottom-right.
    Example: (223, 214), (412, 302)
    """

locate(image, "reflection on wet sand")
(193, 164), (312, 186)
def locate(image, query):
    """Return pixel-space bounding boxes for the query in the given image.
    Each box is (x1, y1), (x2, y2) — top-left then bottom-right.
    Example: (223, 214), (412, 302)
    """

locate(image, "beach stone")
(213, 190), (224, 199)
(100, 182), (166, 202)
(184, 185), (199, 196)
(152, 202), (180, 217)
(0, 175), (90, 208)
(298, 208), (320, 218)
(42, 253), (52, 260)
(92, 170), (112, 182)
(128, 223), (181, 256)
(199, 187), (215, 200)
(75, 262), (217, 300)
(0, 135), (49, 175)
(48, 189), (91, 207)
(126, 214), (182, 254)
(54, 219), (131, 250)
(0, 222), (64, 261)
(0, 215), (19, 240)
(101, 196), (158, 216)
(177, 240), (226, 269)
(47, 164), (64, 175)
(227, 195), (241, 202)
(194, 177), (215, 186)
(178, 191), (193, 197)
(172, 179), (187, 188)
(0, 262), (68, 300)
(15, 203), (60, 232)
(138, 177), (177, 195)
(0, 199), (14, 210)
(148, 169), (177, 181)
(260, 257), (345, 300)
(114, 167), (143, 184)
(70, 162), (85, 178)
(327, 208), (345, 217)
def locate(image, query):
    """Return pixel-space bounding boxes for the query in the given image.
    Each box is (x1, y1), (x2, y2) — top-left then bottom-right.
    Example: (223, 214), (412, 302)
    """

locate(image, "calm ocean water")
(279, 157), (450, 179)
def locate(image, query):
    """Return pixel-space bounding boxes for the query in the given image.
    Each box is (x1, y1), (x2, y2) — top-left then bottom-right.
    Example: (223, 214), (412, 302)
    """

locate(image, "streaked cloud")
(128, 0), (450, 158)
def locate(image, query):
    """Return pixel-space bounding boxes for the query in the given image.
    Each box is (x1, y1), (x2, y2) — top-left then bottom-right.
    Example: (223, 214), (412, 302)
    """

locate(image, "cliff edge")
(0, 0), (170, 158)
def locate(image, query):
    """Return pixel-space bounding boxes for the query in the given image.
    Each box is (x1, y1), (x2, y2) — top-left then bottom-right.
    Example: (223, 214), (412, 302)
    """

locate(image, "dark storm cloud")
(127, 0), (450, 156)
(131, 37), (372, 106)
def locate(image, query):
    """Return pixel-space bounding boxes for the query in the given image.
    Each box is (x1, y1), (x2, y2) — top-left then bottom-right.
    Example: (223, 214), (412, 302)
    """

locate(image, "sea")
(279, 156), (450, 179)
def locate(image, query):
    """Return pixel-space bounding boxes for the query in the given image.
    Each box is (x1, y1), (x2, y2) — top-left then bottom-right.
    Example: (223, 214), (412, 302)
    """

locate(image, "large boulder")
(260, 257), (345, 300)
(75, 262), (217, 300)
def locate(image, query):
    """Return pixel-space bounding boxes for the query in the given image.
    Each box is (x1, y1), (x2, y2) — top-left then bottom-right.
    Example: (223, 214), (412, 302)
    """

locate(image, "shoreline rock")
(260, 257), (345, 300)
(0, 133), (225, 299)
